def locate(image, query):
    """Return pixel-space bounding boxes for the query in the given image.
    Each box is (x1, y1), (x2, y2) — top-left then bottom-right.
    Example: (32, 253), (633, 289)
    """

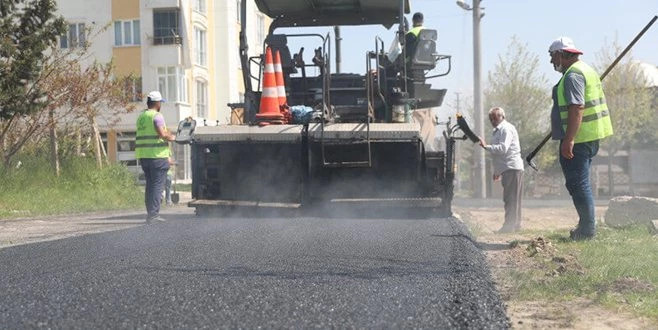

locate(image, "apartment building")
(55, 0), (270, 181)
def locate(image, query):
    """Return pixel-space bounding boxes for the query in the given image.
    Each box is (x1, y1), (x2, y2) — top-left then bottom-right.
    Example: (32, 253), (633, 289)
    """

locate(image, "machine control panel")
(175, 117), (196, 144)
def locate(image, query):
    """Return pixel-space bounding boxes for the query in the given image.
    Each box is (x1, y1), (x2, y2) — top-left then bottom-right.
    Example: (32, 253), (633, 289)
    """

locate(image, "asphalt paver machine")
(177, 0), (471, 217)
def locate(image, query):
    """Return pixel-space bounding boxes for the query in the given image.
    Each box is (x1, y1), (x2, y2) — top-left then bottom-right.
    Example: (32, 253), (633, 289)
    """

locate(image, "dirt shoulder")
(455, 200), (657, 329)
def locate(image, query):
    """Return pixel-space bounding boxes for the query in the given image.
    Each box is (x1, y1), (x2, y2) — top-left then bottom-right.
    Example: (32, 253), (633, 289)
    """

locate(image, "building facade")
(55, 0), (270, 181)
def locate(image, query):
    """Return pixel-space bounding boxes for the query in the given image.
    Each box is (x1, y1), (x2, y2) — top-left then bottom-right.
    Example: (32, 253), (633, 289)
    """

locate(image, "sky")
(280, 0), (658, 113)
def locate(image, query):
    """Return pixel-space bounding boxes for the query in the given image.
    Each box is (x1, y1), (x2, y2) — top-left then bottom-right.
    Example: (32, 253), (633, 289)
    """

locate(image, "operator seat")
(410, 29), (437, 71)
(407, 29), (445, 108)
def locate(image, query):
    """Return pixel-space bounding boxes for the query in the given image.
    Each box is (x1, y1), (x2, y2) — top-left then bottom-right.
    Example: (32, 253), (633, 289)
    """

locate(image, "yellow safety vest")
(407, 26), (424, 38)
(135, 109), (169, 159)
(557, 61), (613, 143)
(405, 26), (424, 64)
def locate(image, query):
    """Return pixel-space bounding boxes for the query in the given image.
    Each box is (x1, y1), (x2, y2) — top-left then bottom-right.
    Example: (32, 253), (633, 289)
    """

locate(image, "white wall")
(55, 0), (113, 65)
(213, 0), (267, 124)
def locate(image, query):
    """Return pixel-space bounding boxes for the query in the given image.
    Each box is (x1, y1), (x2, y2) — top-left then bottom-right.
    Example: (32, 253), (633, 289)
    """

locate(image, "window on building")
(116, 132), (139, 168)
(114, 19), (140, 46)
(196, 80), (208, 118)
(157, 66), (187, 103)
(117, 140), (135, 152)
(124, 76), (143, 102)
(60, 23), (86, 48)
(153, 9), (181, 45)
(194, 0), (206, 14)
(194, 27), (207, 66)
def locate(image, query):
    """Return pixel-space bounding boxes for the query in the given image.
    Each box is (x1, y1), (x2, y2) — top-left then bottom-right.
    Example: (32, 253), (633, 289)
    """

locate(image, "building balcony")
(144, 0), (179, 9)
(147, 43), (183, 66)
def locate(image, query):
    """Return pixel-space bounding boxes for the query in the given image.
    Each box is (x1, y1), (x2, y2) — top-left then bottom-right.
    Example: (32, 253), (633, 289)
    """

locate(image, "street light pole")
(456, 0), (486, 198)
(472, 0), (486, 199)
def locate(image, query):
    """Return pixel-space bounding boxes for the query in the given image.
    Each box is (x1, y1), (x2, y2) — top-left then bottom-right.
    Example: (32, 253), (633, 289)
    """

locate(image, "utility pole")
(473, 0), (485, 198)
(455, 92), (461, 194)
(456, 0), (486, 198)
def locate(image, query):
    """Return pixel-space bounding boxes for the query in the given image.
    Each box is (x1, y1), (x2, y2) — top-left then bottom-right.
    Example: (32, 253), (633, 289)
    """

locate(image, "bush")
(0, 155), (143, 218)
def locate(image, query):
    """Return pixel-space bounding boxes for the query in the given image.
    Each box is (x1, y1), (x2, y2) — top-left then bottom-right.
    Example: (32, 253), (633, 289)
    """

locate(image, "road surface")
(0, 208), (509, 328)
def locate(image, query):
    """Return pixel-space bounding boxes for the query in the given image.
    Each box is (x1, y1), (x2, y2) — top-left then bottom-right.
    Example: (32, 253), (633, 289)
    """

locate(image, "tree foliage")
(593, 38), (654, 195)
(0, 0), (66, 120)
(594, 39), (654, 151)
(0, 12), (137, 170)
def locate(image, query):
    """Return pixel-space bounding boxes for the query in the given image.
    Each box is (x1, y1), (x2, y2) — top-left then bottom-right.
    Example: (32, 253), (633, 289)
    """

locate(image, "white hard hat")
(549, 36), (583, 55)
(146, 91), (165, 102)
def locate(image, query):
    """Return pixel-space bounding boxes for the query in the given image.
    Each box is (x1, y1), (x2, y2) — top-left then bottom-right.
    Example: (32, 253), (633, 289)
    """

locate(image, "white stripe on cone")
(261, 87), (278, 98)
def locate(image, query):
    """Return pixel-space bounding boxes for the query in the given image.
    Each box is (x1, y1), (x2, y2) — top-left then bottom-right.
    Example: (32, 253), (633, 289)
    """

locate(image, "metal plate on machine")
(189, 199), (302, 209)
(254, 0), (410, 28)
(193, 125), (304, 142)
(308, 123), (421, 141)
(329, 197), (443, 208)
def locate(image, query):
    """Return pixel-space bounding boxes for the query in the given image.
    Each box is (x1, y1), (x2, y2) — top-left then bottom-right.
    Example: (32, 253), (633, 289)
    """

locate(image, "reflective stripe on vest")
(135, 109), (169, 159)
(557, 61), (614, 143)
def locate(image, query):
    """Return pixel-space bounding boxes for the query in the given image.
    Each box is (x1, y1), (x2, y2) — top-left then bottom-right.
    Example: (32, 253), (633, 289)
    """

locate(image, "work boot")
(146, 216), (167, 224)
(569, 228), (594, 241)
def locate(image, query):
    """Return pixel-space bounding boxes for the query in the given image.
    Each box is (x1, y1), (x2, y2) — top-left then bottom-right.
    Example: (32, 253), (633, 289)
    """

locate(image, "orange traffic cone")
(273, 49), (291, 124)
(273, 50), (288, 108)
(256, 47), (284, 125)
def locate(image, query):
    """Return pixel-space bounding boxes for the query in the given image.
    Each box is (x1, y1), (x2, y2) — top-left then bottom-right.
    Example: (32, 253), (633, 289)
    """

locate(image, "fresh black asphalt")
(0, 212), (510, 329)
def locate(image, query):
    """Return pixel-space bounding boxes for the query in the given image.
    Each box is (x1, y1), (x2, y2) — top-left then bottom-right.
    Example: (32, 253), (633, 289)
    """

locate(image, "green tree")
(484, 36), (554, 195)
(0, 0), (65, 120)
(1, 19), (137, 171)
(594, 38), (653, 196)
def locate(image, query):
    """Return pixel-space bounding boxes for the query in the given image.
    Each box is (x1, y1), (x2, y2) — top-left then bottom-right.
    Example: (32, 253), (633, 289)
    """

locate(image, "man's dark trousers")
(560, 140), (599, 235)
(141, 158), (170, 219)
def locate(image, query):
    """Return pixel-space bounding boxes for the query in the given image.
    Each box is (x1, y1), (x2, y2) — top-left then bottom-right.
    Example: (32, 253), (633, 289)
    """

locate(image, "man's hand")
(493, 174), (500, 181)
(478, 136), (486, 148)
(156, 126), (176, 142)
(561, 139), (574, 159)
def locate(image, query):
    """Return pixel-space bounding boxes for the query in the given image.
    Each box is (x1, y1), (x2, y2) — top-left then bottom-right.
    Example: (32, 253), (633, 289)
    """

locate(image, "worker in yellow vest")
(548, 37), (614, 240)
(135, 91), (176, 224)
(405, 12), (424, 70)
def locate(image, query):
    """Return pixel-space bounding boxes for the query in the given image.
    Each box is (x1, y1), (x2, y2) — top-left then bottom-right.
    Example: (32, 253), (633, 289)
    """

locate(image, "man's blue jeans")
(559, 140), (599, 235)
(140, 158), (170, 219)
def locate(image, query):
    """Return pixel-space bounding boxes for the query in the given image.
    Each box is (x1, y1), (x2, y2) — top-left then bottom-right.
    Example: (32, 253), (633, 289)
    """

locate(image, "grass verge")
(504, 226), (658, 321)
(0, 157), (143, 219)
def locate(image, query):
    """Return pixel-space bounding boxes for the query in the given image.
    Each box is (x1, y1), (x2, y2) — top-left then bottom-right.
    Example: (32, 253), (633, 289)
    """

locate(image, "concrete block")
(604, 196), (658, 227)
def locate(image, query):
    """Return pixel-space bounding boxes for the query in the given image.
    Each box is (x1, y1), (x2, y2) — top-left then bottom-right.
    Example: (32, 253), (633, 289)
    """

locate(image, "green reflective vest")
(135, 109), (169, 159)
(557, 61), (613, 143)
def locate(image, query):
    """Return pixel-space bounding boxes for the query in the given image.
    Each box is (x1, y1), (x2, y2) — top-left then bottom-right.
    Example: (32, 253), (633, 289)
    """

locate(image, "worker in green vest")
(404, 12), (425, 97)
(136, 91), (176, 224)
(405, 12), (424, 65)
(548, 37), (614, 240)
